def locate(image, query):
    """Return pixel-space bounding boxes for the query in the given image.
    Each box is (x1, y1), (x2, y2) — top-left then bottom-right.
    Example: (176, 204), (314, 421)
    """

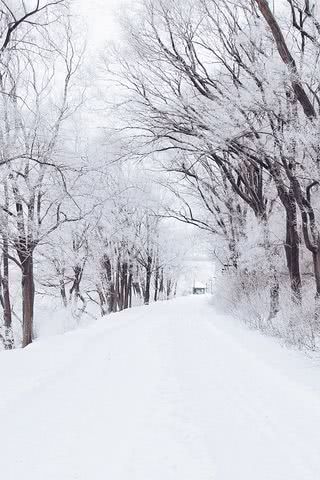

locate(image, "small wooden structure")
(193, 281), (206, 295)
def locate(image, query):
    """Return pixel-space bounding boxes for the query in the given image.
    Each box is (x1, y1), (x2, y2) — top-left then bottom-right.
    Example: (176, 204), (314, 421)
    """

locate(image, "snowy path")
(1, 296), (320, 479)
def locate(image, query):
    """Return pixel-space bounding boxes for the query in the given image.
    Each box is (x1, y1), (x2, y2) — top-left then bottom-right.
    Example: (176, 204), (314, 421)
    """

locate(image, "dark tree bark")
(312, 242), (320, 323)
(285, 207), (302, 301)
(124, 262), (132, 310)
(0, 238), (14, 349)
(287, 176), (320, 321)
(119, 261), (128, 311)
(159, 267), (164, 299)
(69, 264), (84, 304)
(21, 253), (34, 348)
(129, 276), (133, 308)
(115, 257), (121, 311)
(269, 166), (302, 300)
(2, 240), (11, 329)
(154, 264), (159, 302)
(173, 281), (177, 297)
(166, 279), (172, 300)
(0, 181), (14, 348)
(101, 253), (116, 313)
(144, 255), (153, 305)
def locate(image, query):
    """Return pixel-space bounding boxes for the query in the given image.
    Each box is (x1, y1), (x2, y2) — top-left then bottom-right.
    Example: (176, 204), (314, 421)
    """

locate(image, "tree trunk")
(1, 233), (14, 349)
(1, 180), (14, 349)
(120, 261), (128, 311)
(109, 282), (116, 313)
(129, 274), (133, 308)
(22, 254), (34, 348)
(59, 273), (68, 308)
(312, 248), (320, 326)
(133, 281), (141, 298)
(154, 266), (159, 302)
(262, 220), (280, 323)
(69, 265), (82, 303)
(144, 255), (152, 305)
(272, 174), (302, 299)
(115, 257), (121, 311)
(159, 267), (164, 299)
(124, 263), (132, 310)
(288, 176), (320, 323)
(101, 254), (116, 313)
(284, 206), (301, 301)
(97, 287), (108, 316)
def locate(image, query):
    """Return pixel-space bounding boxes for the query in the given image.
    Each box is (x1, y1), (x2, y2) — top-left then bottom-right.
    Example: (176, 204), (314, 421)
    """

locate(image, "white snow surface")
(1, 295), (320, 479)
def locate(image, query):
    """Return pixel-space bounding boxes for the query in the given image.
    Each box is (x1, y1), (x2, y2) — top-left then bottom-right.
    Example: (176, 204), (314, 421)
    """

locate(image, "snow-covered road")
(1, 296), (320, 479)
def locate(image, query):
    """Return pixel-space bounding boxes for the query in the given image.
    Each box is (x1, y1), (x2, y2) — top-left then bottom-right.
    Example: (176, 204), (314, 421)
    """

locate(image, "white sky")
(74, 0), (130, 50)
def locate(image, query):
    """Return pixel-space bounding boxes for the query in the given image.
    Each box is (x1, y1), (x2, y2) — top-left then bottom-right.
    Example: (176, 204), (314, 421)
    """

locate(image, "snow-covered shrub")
(276, 282), (317, 351)
(213, 271), (318, 352)
(213, 270), (271, 332)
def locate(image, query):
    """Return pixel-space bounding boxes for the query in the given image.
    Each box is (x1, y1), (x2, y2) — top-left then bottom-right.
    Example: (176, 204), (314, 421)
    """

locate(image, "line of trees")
(0, 0), (83, 348)
(6, 0), (318, 351)
(107, 0), (320, 349)
(40, 170), (183, 320)
(0, 1), (184, 349)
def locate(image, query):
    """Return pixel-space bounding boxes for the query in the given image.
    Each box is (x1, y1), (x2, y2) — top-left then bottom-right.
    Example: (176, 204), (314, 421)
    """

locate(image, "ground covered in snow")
(1, 296), (320, 479)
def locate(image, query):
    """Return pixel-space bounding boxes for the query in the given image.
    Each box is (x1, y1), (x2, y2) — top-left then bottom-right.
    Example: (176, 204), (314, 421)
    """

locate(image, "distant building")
(193, 281), (206, 295)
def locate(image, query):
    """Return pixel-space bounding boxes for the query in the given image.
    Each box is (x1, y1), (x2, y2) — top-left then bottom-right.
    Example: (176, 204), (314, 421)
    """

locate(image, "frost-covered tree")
(0, 2), (84, 347)
(103, 0), (320, 348)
